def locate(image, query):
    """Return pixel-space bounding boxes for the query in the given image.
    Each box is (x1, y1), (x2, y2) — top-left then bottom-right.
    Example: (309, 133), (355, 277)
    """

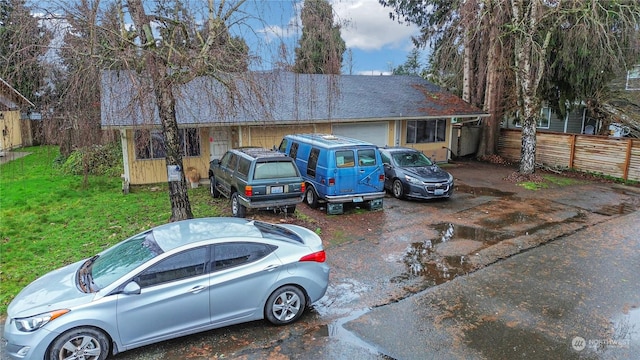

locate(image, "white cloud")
(256, 0), (418, 51)
(331, 0), (418, 51)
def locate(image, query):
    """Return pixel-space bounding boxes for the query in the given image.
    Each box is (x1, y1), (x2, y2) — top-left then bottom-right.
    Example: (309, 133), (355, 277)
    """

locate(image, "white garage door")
(332, 122), (388, 147)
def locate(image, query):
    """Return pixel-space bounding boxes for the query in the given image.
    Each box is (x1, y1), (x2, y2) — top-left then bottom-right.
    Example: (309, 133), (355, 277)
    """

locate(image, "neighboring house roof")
(0, 77), (35, 111)
(101, 71), (487, 129)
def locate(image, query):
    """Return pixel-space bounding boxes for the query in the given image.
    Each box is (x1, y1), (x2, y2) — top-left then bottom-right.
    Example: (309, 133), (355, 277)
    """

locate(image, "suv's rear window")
(254, 161), (299, 180)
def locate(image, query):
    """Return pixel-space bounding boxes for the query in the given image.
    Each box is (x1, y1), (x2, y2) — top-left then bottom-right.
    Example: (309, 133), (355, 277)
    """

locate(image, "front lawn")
(0, 146), (224, 314)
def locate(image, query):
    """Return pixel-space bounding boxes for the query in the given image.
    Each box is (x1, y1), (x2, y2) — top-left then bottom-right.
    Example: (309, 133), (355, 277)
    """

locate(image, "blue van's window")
(278, 139), (288, 153)
(358, 149), (377, 166)
(308, 148), (320, 177)
(336, 150), (355, 168)
(290, 142), (299, 160)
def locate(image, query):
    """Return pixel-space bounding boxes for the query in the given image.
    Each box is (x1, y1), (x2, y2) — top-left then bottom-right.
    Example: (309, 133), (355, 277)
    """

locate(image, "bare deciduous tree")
(0, 0), (51, 106)
(56, 0), (256, 221)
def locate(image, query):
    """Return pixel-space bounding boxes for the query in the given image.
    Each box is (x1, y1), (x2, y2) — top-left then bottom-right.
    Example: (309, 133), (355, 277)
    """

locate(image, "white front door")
(209, 128), (230, 161)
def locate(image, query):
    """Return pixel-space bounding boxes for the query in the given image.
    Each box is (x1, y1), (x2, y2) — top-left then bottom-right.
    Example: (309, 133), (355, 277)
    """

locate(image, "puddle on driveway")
(392, 223), (514, 286)
(594, 202), (636, 216)
(455, 184), (516, 197)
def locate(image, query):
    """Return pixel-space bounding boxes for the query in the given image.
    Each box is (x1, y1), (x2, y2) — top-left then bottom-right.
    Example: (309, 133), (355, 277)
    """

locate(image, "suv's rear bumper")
(239, 195), (304, 209)
(324, 191), (386, 203)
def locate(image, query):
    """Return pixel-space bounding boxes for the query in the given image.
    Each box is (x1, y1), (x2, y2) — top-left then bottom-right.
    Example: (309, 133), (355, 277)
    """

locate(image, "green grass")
(518, 174), (584, 190)
(0, 146), (224, 314)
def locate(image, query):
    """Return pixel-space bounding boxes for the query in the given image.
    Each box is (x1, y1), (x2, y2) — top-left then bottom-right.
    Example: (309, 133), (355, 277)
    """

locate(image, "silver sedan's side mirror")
(122, 281), (141, 295)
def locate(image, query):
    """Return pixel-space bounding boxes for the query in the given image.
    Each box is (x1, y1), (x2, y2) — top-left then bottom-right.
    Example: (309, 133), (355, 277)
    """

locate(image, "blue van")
(278, 134), (385, 214)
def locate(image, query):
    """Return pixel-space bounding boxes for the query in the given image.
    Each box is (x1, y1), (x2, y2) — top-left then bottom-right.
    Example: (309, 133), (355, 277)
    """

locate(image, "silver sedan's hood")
(8, 260), (95, 318)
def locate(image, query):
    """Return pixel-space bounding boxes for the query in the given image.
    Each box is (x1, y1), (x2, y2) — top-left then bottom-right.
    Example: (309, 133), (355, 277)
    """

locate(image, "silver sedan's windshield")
(89, 231), (163, 290)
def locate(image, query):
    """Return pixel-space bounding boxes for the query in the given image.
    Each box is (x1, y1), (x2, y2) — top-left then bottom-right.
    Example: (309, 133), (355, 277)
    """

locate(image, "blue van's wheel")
(231, 192), (246, 217)
(305, 187), (319, 209)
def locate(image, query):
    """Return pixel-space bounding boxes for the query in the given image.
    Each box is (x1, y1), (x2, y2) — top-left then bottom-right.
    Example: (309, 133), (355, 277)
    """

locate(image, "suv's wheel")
(209, 176), (220, 198)
(392, 179), (405, 199)
(305, 187), (319, 209)
(47, 327), (109, 360)
(285, 205), (296, 214)
(264, 285), (306, 325)
(231, 192), (246, 218)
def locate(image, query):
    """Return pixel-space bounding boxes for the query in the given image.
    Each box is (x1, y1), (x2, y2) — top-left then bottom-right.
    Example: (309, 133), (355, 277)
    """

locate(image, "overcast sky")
(250, 0), (422, 75)
(33, 0), (422, 76)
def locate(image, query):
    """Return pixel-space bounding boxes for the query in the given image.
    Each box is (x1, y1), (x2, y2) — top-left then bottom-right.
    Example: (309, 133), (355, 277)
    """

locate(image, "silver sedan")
(3, 217), (329, 360)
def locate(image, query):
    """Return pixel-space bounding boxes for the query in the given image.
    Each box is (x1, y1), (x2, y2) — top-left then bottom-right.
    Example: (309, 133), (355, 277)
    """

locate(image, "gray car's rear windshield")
(253, 161), (299, 180)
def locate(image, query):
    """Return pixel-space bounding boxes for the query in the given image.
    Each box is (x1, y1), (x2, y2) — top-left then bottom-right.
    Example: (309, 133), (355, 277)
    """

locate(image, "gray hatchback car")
(3, 217), (329, 360)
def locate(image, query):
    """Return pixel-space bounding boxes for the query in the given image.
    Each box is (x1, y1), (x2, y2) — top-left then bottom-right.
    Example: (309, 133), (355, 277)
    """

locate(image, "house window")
(135, 128), (201, 160)
(626, 65), (640, 90)
(406, 119), (446, 144)
(514, 107), (551, 129)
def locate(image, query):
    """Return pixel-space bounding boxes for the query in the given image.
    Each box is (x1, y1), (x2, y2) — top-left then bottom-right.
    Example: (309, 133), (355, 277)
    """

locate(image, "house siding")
(399, 119), (451, 162)
(124, 128), (212, 185)
(1, 110), (23, 152)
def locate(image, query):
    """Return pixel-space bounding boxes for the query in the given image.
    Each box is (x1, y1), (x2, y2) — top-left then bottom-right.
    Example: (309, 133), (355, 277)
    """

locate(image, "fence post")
(569, 134), (576, 169)
(624, 139), (632, 181)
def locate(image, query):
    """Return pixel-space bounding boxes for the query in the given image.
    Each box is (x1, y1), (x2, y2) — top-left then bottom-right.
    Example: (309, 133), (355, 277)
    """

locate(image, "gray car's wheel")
(305, 187), (319, 209)
(392, 179), (405, 199)
(231, 192), (246, 218)
(47, 327), (109, 360)
(209, 176), (220, 198)
(265, 285), (306, 325)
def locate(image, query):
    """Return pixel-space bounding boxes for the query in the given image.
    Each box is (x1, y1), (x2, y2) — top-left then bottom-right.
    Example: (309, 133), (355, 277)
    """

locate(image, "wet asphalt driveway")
(3, 161), (639, 359)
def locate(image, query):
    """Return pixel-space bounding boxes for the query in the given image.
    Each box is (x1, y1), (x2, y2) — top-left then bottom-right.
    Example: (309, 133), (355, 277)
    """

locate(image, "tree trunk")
(128, 0), (193, 222)
(157, 74), (194, 222)
(519, 114), (537, 174)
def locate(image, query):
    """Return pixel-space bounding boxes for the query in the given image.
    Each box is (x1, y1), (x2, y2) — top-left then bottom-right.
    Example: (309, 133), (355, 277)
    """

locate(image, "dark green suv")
(208, 147), (305, 217)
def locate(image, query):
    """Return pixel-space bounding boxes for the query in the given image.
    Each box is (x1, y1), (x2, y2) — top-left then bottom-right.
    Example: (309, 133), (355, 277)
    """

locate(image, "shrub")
(59, 143), (123, 177)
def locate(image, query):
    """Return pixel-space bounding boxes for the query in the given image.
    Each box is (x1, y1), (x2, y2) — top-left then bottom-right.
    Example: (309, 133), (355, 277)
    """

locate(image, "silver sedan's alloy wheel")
(392, 179), (404, 199)
(47, 327), (109, 360)
(265, 285), (306, 325)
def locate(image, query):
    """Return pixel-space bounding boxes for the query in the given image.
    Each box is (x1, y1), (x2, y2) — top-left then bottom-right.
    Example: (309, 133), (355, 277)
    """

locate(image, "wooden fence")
(498, 129), (640, 182)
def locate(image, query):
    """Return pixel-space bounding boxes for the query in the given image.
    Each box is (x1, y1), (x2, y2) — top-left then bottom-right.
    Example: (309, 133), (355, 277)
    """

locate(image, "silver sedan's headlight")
(404, 175), (422, 184)
(447, 173), (454, 183)
(15, 309), (70, 332)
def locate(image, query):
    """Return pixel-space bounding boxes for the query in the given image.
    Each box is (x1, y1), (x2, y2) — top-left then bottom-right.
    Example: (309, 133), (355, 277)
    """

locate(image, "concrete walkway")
(0, 151), (30, 165)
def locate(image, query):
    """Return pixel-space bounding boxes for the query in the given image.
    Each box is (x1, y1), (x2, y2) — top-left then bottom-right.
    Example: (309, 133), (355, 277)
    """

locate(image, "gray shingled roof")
(100, 70), (486, 128)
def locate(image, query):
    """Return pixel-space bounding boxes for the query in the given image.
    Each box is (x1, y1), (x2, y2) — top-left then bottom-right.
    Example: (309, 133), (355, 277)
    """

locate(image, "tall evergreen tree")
(293, 0), (345, 74)
(393, 48), (426, 76)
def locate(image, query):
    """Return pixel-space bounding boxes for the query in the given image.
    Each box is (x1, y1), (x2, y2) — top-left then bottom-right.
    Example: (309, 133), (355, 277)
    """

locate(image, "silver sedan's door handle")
(263, 264), (280, 272)
(190, 285), (207, 294)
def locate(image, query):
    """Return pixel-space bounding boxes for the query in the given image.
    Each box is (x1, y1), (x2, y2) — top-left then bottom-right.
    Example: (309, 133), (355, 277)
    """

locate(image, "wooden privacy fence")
(498, 129), (640, 182)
